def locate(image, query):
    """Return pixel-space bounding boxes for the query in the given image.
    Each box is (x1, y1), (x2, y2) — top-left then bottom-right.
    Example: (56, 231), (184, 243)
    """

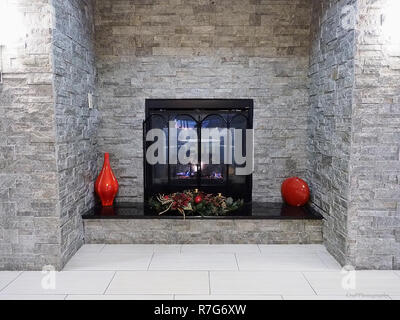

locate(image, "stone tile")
(63, 253), (152, 271)
(283, 295), (391, 300)
(153, 245), (183, 253)
(66, 294), (173, 300)
(75, 244), (105, 255)
(101, 244), (181, 254)
(303, 271), (400, 296)
(106, 271), (209, 295)
(236, 253), (328, 271)
(210, 271), (315, 295)
(174, 295), (283, 300)
(317, 252), (342, 270)
(0, 295), (66, 300)
(0, 272), (22, 291)
(2, 271), (115, 295)
(149, 253), (238, 271)
(181, 244), (260, 254)
(258, 244), (326, 254)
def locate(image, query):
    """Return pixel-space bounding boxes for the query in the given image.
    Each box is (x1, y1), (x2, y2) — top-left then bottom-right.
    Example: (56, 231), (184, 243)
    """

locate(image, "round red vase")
(95, 153), (119, 206)
(281, 177), (310, 207)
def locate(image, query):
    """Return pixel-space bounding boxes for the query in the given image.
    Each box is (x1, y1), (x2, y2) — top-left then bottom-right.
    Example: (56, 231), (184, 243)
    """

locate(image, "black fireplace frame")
(143, 99), (254, 203)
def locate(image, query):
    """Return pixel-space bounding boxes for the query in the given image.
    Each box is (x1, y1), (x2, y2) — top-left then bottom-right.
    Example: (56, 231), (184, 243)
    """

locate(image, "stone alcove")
(0, 0), (399, 270)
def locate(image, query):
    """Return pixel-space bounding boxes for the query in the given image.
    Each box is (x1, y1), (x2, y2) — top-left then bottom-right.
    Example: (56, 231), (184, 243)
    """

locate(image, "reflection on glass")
(229, 114), (248, 185)
(200, 115), (226, 185)
(147, 115), (168, 185)
(171, 115), (198, 184)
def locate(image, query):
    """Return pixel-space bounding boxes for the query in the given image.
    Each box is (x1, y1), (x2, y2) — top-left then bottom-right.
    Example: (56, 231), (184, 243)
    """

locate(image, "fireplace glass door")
(144, 99), (253, 202)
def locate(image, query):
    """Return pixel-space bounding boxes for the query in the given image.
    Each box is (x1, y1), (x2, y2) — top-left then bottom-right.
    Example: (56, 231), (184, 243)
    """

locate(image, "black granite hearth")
(82, 202), (323, 220)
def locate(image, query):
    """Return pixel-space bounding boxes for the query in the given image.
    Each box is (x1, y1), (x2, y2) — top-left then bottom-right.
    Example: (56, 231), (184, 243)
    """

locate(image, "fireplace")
(83, 98), (322, 220)
(143, 99), (253, 206)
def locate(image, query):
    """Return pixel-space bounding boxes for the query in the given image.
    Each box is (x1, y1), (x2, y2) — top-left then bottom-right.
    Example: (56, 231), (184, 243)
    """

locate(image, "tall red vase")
(95, 153), (119, 206)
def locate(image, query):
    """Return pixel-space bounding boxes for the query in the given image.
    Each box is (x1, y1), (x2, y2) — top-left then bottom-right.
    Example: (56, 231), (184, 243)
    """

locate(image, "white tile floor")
(0, 244), (399, 300)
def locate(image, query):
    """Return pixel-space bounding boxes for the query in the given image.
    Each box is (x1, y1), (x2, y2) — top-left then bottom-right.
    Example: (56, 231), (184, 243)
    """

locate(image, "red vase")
(281, 177), (310, 207)
(95, 153), (119, 206)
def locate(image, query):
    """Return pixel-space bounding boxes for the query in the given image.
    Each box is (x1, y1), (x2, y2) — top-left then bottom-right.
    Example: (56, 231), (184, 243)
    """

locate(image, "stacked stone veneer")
(0, 0), (97, 270)
(52, 0), (99, 268)
(0, 0), (59, 270)
(1, 0), (399, 270)
(308, 0), (400, 269)
(307, 0), (356, 266)
(84, 219), (323, 244)
(94, 0), (313, 203)
(348, 0), (400, 269)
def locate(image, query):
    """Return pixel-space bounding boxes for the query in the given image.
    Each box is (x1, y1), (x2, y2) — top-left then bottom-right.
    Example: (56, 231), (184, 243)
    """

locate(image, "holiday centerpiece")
(148, 189), (244, 219)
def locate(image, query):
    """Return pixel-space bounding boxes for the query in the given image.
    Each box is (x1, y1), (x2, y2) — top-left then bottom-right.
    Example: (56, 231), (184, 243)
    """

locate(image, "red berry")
(194, 195), (203, 204)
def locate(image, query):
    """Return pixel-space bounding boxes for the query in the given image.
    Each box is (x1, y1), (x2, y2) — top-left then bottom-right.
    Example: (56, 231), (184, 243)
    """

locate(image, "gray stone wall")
(52, 0), (99, 268)
(0, 0), (98, 270)
(1, 0), (398, 271)
(308, 0), (400, 269)
(94, 0), (313, 203)
(307, 0), (356, 266)
(347, 0), (400, 269)
(0, 0), (60, 270)
(84, 219), (323, 244)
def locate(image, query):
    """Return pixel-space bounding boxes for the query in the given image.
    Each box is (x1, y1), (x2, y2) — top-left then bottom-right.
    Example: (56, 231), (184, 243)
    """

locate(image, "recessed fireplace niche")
(143, 99), (253, 205)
